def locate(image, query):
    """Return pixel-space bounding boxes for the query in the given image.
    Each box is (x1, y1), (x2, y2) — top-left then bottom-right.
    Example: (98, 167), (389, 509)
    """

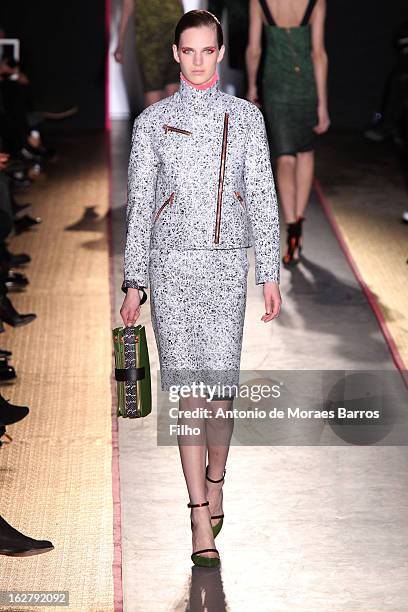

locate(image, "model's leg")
(205, 398), (234, 530)
(295, 150), (314, 218)
(277, 154), (300, 263)
(178, 393), (219, 560)
(275, 154), (297, 223)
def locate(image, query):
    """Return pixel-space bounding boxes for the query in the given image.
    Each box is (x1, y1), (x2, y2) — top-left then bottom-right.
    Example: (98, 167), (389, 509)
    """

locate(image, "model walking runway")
(111, 118), (408, 610)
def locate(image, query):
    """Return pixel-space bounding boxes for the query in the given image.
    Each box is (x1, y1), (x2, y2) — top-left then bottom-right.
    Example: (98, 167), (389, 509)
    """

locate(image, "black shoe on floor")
(0, 393), (29, 425)
(0, 514), (54, 556)
(0, 349), (12, 358)
(0, 360), (17, 382)
(14, 214), (42, 235)
(0, 247), (31, 267)
(5, 271), (29, 291)
(0, 295), (36, 327)
(8, 253), (31, 267)
(12, 201), (32, 214)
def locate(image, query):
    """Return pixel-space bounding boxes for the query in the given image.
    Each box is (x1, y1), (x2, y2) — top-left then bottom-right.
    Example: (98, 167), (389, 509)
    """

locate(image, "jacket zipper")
(214, 113), (229, 244)
(163, 124), (192, 136)
(153, 192), (175, 222)
(234, 191), (245, 208)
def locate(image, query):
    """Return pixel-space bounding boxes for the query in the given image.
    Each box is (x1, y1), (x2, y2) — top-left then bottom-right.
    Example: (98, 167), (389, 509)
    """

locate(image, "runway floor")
(0, 122), (407, 611)
(0, 134), (115, 611)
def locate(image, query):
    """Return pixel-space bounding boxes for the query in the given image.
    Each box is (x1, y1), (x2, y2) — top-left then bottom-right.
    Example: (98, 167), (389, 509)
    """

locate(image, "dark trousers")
(0, 81), (32, 154)
(0, 172), (14, 240)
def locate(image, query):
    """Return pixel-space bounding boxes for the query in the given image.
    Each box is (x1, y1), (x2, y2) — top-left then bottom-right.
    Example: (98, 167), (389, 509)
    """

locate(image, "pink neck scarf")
(180, 71), (219, 90)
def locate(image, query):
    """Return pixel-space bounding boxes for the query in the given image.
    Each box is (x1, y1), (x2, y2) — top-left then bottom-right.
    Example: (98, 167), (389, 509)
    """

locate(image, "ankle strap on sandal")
(192, 548), (219, 555)
(187, 500), (209, 508)
(205, 465), (226, 483)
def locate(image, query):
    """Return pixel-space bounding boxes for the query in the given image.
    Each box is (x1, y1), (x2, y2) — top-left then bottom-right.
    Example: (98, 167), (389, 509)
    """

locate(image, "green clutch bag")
(112, 325), (152, 418)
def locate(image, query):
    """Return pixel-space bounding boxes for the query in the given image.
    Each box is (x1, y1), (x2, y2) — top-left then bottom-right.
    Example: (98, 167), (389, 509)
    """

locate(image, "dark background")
(0, 0), (408, 131)
(0, 0), (106, 130)
(325, 0), (408, 128)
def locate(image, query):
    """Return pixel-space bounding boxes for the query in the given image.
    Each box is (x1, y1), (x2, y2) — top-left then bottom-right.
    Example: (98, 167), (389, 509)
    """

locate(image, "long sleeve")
(243, 106), (280, 285)
(123, 113), (160, 289)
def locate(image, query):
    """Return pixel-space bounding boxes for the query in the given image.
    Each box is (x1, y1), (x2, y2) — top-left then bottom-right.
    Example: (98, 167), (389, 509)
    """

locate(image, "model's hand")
(313, 105), (330, 134)
(120, 288), (142, 326)
(261, 282), (281, 322)
(246, 85), (261, 108)
(114, 44), (124, 64)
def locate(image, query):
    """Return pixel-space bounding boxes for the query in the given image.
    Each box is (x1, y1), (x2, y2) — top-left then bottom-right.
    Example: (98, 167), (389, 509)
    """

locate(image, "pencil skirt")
(148, 247), (249, 395)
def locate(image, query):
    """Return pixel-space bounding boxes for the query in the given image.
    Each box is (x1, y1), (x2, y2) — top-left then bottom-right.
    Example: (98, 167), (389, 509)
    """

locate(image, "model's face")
(172, 26), (225, 85)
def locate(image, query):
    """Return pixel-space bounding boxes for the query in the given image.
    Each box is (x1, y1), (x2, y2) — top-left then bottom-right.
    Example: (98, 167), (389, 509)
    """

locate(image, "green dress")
(134, 0), (184, 93)
(259, 0), (318, 157)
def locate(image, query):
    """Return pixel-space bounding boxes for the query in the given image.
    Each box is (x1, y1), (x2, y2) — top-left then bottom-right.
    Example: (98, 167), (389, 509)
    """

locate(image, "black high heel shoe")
(188, 500), (220, 568)
(206, 465), (225, 538)
(282, 216), (306, 265)
(295, 215), (306, 256)
(282, 222), (299, 265)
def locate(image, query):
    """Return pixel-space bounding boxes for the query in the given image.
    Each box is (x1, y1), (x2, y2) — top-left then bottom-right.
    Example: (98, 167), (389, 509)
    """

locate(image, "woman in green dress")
(114, 0), (184, 108)
(246, 0), (330, 263)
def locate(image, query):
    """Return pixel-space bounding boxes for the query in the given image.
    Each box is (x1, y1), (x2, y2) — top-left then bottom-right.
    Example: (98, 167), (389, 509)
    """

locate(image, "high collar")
(178, 72), (222, 114)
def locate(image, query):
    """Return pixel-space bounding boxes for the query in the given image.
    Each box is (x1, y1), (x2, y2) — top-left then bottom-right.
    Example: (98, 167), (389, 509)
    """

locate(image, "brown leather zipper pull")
(163, 125), (192, 136)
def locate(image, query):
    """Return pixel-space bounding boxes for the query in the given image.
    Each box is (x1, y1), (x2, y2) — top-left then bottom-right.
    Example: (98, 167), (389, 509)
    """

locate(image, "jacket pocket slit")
(154, 192), (175, 222)
(234, 191), (245, 208)
(163, 125), (192, 136)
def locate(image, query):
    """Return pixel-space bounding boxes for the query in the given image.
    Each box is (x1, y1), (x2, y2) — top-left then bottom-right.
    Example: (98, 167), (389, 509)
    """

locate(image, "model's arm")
(114, 0), (134, 64)
(123, 114), (159, 290)
(245, 0), (263, 104)
(310, 0), (330, 133)
(244, 105), (282, 320)
(244, 107), (280, 285)
(120, 114), (159, 326)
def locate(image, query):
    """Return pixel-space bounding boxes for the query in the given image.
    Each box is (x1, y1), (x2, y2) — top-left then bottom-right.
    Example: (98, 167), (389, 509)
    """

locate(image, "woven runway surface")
(0, 134), (115, 611)
(316, 133), (408, 372)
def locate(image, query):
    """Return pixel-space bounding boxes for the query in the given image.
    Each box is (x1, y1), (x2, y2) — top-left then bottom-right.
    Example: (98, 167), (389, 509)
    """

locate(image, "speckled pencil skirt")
(148, 247), (249, 395)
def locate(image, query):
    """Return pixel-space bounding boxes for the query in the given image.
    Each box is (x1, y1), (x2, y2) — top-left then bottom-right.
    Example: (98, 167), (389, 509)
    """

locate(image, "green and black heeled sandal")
(206, 465), (226, 538)
(188, 500), (220, 568)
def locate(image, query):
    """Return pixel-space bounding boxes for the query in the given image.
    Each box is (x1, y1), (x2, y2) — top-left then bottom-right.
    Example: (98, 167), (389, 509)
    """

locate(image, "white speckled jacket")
(123, 75), (280, 289)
